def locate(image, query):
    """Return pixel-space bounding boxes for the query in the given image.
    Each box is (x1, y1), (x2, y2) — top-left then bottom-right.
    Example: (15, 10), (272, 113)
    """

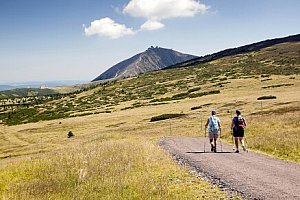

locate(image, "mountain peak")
(146, 46), (162, 50)
(92, 47), (198, 81)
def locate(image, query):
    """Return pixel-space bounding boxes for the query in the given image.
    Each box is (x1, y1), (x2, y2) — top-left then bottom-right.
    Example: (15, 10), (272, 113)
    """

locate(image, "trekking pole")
(244, 129), (249, 153)
(219, 128), (223, 152)
(204, 128), (206, 153)
(244, 137), (249, 153)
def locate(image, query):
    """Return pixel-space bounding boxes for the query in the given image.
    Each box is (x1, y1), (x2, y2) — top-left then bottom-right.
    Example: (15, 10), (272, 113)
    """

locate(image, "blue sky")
(0, 0), (299, 84)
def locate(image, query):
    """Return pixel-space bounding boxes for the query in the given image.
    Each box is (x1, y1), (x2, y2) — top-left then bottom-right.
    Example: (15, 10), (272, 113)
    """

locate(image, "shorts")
(209, 130), (219, 140)
(233, 128), (244, 137)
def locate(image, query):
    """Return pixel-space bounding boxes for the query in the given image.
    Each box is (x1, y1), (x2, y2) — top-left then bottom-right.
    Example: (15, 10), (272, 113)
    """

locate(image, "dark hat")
(236, 110), (241, 115)
(212, 110), (216, 115)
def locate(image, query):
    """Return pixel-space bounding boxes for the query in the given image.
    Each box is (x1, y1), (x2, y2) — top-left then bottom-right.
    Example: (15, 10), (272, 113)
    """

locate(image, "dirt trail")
(160, 136), (300, 200)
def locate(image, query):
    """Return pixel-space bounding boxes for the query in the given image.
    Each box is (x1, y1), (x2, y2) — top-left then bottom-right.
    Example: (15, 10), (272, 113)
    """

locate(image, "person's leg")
(210, 139), (214, 151)
(213, 131), (218, 152)
(214, 138), (217, 148)
(239, 129), (246, 151)
(239, 137), (246, 151)
(209, 132), (214, 152)
(234, 136), (239, 153)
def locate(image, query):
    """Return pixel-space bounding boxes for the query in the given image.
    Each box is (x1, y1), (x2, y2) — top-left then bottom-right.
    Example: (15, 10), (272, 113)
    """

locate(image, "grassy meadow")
(0, 42), (299, 199)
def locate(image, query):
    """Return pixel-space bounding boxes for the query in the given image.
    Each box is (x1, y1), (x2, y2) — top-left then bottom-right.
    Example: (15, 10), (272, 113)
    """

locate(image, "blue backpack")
(209, 116), (219, 132)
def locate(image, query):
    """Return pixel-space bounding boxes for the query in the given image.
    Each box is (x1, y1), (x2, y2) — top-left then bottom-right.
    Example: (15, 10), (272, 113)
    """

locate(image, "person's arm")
(218, 119), (221, 130)
(205, 118), (209, 128)
(231, 118), (234, 130)
(243, 118), (247, 127)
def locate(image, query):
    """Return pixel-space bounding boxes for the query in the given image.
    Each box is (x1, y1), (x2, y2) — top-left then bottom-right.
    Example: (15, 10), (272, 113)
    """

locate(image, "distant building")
(40, 85), (48, 89)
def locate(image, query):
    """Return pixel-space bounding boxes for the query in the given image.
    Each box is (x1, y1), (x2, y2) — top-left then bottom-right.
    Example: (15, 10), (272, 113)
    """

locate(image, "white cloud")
(124, 0), (209, 20)
(84, 17), (135, 39)
(84, 0), (209, 39)
(140, 20), (165, 31)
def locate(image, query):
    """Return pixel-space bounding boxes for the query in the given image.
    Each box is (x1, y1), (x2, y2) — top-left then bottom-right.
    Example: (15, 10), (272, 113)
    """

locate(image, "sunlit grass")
(221, 110), (300, 163)
(0, 139), (230, 199)
(247, 111), (300, 162)
(0, 42), (299, 199)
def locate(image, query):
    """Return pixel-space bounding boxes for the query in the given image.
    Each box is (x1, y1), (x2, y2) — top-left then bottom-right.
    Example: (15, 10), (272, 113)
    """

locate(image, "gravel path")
(160, 136), (300, 200)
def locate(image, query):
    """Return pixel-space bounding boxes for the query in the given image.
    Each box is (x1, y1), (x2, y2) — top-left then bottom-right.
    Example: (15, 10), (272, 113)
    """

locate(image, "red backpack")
(234, 116), (246, 129)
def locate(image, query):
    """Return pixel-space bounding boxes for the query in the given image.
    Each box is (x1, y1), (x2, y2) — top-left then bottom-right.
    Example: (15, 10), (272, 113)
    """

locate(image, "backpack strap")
(233, 116), (238, 126)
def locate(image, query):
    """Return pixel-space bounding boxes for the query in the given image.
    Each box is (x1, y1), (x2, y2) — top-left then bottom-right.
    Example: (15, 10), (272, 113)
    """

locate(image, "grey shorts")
(209, 130), (219, 140)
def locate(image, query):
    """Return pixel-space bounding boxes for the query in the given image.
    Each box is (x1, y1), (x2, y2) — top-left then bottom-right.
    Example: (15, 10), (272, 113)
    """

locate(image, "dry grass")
(0, 74), (299, 199)
(0, 139), (229, 199)
(246, 111), (300, 162)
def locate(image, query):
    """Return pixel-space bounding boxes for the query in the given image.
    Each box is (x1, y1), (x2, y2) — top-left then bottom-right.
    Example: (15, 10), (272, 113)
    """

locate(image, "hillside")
(0, 40), (299, 125)
(0, 88), (58, 99)
(92, 46), (197, 81)
(166, 33), (300, 69)
(0, 36), (299, 199)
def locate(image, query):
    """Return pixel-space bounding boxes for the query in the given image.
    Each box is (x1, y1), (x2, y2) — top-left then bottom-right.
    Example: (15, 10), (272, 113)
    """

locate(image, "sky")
(0, 0), (299, 84)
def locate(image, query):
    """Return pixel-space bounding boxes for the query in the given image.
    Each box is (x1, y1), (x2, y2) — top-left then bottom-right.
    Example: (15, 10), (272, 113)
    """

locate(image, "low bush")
(191, 103), (212, 110)
(257, 95), (277, 100)
(191, 106), (202, 110)
(188, 87), (201, 93)
(150, 114), (185, 122)
(262, 84), (294, 89)
(67, 131), (74, 138)
(189, 90), (220, 98)
(261, 74), (271, 78)
(171, 92), (189, 100)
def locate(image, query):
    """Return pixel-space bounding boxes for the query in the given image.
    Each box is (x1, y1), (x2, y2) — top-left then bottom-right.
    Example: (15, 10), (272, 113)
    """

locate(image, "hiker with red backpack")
(205, 110), (221, 153)
(231, 110), (247, 153)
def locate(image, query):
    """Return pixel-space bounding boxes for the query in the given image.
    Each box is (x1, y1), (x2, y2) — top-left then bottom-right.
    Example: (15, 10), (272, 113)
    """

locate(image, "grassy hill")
(1, 42), (299, 125)
(166, 33), (300, 69)
(0, 41), (299, 199)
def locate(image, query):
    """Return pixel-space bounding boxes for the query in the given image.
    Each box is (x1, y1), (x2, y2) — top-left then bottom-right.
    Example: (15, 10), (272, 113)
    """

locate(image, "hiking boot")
(214, 147), (217, 153)
(242, 145), (246, 151)
(211, 144), (214, 152)
(235, 149), (239, 153)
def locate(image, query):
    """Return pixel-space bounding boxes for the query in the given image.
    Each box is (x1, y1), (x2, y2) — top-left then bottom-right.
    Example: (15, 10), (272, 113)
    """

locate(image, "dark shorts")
(233, 128), (244, 137)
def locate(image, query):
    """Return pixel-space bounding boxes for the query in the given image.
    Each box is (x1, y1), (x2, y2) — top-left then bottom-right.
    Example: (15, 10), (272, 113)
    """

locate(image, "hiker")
(231, 110), (247, 153)
(205, 110), (221, 152)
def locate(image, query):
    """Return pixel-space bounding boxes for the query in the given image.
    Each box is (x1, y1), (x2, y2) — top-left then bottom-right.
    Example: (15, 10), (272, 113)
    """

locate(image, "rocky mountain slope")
(92, 46), (197, 81)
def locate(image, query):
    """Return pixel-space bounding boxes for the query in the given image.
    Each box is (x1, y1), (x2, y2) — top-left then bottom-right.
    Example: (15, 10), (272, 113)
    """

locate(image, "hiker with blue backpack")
(205, 110), (221, 153)
(231, 110), (247, 153)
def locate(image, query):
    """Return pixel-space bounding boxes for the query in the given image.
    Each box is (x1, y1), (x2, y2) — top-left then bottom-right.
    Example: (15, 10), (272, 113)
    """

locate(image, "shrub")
(191, 103), (212, 110)
(68, 131), (74, 138)
(262, 84), (294, 89)
(191, 106), (202, 110)
(189, 90), (220, 98)
(171, 92), (189, 100)
(257, 95), (277, 100)
(261, 74), (271, 78)
(150, 114), (185, 122)
(261, 78), (272, 82)
(188, 87), (201, 93)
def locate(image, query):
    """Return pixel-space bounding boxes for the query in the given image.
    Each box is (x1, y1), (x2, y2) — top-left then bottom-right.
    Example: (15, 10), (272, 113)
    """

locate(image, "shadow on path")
(186, 151), (234, 154)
